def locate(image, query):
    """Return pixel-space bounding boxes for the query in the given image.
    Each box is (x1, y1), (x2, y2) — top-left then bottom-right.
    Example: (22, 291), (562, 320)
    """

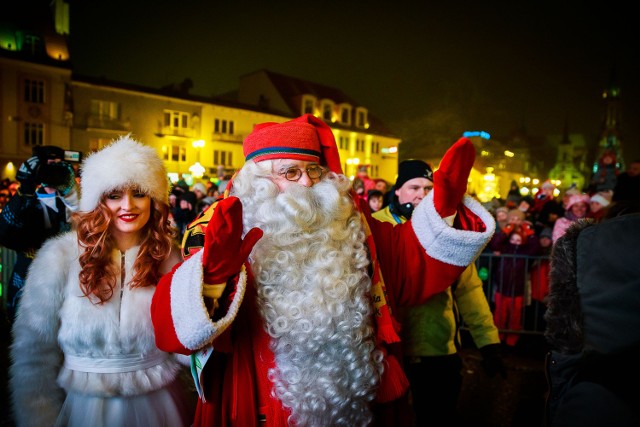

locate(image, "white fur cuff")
(412, 192), (496, 266)
(170, 251), (247, 350)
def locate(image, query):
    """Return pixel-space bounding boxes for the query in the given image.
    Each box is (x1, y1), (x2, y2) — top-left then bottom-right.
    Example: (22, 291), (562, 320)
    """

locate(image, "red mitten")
(433, 137), (476, 218)
(202, 196), (263, 284)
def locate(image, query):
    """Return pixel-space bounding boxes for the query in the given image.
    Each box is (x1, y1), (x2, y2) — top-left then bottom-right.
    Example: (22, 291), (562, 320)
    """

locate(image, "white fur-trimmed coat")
(9, 232), (182, 427)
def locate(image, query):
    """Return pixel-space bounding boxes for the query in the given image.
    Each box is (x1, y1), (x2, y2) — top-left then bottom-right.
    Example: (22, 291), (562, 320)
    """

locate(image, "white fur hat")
(79, 135), (169, 212)
(589, 192), (611, 207)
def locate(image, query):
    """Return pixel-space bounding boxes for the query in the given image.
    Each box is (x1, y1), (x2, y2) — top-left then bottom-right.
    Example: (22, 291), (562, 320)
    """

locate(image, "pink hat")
(566, 194), (590, 210)
(243, 114), (343, 174)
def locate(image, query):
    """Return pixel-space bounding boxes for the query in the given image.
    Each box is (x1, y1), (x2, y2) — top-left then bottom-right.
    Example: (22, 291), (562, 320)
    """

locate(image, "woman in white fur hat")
(9, 136), (192, 427)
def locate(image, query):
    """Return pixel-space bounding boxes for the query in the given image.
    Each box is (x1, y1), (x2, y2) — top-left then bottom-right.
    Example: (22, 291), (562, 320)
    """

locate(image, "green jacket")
(373, 205), (499, 356)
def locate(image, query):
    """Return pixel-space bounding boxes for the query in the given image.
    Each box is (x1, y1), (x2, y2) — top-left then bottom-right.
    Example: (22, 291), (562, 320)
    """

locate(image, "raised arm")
(151, 197), (262, 354)
(368, 138), (495, 306)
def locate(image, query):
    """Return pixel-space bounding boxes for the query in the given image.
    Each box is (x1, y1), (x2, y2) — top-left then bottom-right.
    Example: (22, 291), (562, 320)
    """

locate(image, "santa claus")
(151, 114), (495, 427)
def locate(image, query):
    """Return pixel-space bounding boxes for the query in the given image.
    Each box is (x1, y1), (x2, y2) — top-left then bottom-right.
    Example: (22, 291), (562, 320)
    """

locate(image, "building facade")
(0, 2), (400, 187)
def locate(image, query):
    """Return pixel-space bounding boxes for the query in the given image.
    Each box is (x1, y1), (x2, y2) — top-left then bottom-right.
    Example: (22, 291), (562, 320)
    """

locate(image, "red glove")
(202, 197), (263, 284)
(434, 137), (476, 218)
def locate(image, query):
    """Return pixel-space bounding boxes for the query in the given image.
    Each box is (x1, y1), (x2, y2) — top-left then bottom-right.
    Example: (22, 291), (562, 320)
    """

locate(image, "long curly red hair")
(72, 190), (177, 304)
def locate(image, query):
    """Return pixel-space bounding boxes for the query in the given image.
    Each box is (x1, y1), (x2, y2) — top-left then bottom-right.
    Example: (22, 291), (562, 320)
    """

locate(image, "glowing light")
(477, 167), (498, 202)
(189, 162), (205, 178)
(504, 150), (515, 158)
(192, 139), (205, 148)
(2, 162), (16, 180)
(463, 131), (491, 139)
(381, 146), (398, 154)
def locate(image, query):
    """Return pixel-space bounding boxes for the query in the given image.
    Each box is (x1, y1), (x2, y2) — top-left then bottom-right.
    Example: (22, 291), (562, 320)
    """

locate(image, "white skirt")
(55, 378), (192, 427)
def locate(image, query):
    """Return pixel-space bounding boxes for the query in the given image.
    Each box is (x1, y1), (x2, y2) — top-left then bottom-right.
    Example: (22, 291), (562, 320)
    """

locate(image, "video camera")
(32, 145), (75, 189)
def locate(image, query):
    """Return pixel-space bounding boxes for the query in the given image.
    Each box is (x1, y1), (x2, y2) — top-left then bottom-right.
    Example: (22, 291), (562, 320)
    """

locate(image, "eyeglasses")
(276, 165), (324, 182)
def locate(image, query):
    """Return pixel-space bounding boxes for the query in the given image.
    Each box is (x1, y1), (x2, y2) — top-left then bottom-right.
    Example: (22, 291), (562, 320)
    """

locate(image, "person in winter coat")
(10, 136), (192, 427)
(374, 159), (505, 426)
(150, 114), (495, 427)
(489, 226), (540, 348)
(0, 145), (79, 323)
(544, 203), (640, 426)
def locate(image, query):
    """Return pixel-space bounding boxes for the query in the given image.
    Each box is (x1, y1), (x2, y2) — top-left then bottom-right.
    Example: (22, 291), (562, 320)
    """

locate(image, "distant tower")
(589, 68), (623, 192)
(549, 117), (586, 190)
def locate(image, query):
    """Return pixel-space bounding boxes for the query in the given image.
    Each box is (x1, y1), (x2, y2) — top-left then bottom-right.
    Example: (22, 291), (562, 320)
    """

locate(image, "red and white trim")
(412, 192), (496, 266)
(170, 251), (247, 350)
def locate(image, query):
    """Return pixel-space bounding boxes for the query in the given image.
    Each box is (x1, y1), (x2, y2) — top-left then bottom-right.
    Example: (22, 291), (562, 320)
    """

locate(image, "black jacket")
(544, 213), (640, 426)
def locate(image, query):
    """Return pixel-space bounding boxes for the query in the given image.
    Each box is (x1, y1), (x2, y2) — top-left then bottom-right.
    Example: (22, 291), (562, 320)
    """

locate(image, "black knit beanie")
(395, 159), (433, 189)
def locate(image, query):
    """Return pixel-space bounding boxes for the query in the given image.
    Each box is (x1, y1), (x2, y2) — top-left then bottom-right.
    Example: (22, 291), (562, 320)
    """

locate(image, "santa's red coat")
(151, 192), (494, 427)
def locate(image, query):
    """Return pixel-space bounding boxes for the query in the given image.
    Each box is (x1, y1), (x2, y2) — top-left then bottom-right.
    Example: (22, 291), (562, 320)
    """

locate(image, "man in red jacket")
(151, 114), (495, 427)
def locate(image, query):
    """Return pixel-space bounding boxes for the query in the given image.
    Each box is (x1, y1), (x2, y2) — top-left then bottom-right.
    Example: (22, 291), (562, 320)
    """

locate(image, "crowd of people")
(0, 120), (639, 426)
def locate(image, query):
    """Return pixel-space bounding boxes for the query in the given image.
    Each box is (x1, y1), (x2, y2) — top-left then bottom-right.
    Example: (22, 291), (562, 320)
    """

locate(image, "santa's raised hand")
(433, 137), (476, 220)
(202, 196), (263, 286)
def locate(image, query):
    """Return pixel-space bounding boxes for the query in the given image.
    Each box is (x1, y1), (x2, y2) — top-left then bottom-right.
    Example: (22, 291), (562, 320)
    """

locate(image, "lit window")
(24, 122), (44, 146)
(323, 103), (332, 121)
(24, 79), (45, 103)
(213, 150), (233, 166)
(164, 110), (189, 130)
(24, 34), (42, 55)
(90, 100), (119, 120)
(214, 118), (235, 135)
(342, 109), (349, 123)
(304, 99), (314, 114)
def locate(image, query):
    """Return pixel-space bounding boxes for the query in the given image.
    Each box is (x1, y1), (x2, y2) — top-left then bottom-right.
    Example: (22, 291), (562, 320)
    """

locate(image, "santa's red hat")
(243, 114), (343, 174)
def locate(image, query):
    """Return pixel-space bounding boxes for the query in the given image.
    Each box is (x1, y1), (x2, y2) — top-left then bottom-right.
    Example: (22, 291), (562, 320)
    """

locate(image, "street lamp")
(189, 162), (205, 178)
(190, 139), (206, 178)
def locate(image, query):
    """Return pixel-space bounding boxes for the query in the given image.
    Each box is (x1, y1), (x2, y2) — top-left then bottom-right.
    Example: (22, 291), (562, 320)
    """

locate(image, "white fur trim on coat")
(170, 250), (247, 350)
(10, 232), (182, 427)
(79, 135), (168, 212)
(412, 192), (496, 266)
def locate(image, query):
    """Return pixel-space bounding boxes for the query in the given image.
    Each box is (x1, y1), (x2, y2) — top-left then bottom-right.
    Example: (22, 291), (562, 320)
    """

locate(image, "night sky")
(68, 1), (640, 164)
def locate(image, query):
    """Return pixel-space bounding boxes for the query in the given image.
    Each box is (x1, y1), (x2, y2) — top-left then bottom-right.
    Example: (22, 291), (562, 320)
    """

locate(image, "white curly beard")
(230, 161), (383, 427)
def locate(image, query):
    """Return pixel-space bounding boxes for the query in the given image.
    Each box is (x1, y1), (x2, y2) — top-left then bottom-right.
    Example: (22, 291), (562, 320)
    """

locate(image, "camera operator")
(0, 146), (79, 324)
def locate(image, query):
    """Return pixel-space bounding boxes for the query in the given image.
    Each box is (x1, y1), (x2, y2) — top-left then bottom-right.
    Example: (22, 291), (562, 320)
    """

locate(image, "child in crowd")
(367, 189), (384, 212)
(553, 193), (590, 242)
(587, 191), (612, 222)
(490, 226), (540, 348)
